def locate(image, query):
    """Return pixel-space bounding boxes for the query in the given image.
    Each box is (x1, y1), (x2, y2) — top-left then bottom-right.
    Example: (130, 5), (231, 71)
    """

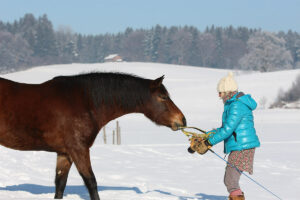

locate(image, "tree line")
(1, 13), (300, 73)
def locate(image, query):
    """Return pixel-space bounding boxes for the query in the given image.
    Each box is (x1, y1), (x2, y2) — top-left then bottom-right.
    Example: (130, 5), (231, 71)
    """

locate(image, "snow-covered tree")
(56, 26), (78, 62)
(295, 39), (300, 68)
(271, 73), (300, 108)
(296, 48), (300, 68)
(151, 25), (162, 62)
(239, 31), (293, 72)
(0, 31), (32, 72)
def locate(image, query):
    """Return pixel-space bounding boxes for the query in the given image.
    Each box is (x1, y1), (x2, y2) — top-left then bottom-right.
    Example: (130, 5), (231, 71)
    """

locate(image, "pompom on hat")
(217, 72), (238, 92)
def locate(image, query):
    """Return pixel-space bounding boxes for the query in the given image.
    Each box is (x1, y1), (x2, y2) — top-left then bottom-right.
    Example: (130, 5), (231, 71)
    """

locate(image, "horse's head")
(144, 76), (186, 131)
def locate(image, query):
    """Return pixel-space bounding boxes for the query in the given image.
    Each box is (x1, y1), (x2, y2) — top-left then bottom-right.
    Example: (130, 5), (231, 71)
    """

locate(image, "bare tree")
(239, 31), (293, 72)
(0, 31), (32, 72)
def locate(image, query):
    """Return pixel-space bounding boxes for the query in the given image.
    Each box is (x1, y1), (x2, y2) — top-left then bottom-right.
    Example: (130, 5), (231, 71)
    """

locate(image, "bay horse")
(0, 72), (186, 200)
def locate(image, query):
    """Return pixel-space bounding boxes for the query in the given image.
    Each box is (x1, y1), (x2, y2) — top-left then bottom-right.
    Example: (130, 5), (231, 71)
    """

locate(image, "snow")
(0, 62), (300, 200)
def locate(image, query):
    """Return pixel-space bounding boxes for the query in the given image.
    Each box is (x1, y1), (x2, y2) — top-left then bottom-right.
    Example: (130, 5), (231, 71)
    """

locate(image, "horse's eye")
(159, 95), (169, 101)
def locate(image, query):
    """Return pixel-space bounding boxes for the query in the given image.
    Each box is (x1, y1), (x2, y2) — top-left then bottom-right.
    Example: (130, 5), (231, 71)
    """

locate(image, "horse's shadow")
(0, 184), (226, 200)
(0, 184), (142, 199)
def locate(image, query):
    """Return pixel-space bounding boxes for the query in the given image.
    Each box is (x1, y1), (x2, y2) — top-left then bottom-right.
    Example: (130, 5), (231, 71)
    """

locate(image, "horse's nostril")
(182, 116), (187, 126)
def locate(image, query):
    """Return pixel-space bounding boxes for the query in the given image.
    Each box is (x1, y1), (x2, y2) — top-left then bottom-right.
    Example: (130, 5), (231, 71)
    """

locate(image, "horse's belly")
(0, 130), (60, 152)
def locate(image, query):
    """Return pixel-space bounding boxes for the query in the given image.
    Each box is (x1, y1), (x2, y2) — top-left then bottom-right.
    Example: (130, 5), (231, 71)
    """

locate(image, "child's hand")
(189, 135), (212, 155)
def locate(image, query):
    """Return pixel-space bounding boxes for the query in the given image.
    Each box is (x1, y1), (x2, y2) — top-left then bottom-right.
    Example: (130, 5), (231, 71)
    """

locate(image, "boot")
(229, 193), (245, 200)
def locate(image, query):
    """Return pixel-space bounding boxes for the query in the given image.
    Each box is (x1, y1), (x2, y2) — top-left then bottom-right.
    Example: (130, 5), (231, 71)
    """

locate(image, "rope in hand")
(179, 126), (283, 200)
(179, 126), (207, 138)
(180, 126), (213, 154)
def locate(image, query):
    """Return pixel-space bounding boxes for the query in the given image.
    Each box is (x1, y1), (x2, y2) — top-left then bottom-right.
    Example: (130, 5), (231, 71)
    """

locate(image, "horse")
(0, 72), (186, 200)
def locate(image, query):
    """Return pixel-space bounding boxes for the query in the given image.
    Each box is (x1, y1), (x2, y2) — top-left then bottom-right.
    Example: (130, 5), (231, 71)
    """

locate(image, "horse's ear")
(151, 75), (164, 89)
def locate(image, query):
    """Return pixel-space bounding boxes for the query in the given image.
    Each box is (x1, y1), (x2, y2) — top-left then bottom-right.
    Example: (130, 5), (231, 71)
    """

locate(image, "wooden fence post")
(103, 126), (107, 144)
(112, 130), (115, 145)
(116, 121), (121, 145)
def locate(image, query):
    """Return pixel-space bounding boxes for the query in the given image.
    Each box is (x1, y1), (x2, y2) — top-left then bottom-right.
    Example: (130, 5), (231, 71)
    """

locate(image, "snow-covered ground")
(0, 62), (299, 200)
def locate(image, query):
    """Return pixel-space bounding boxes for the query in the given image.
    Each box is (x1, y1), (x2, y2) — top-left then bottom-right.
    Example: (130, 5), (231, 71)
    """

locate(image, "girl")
(190, 72), (260, 200)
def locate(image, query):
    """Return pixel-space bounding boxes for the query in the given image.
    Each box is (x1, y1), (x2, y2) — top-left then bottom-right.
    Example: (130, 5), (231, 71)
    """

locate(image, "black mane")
(52, 72), (154, 110)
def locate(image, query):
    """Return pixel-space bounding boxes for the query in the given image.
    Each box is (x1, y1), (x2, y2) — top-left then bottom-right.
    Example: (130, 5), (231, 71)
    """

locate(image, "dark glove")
(187, 146), (195, 154)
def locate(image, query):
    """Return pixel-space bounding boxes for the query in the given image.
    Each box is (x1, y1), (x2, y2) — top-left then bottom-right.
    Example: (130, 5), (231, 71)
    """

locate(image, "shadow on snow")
(0, 184), (226, 200)
(148, 189), (227, 200)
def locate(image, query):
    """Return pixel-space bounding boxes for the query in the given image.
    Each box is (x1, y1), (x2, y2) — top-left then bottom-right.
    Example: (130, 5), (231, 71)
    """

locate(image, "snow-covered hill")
(0, 62), (299, 200)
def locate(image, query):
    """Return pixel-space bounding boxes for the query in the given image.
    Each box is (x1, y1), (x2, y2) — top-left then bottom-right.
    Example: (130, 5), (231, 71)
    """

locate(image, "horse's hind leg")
(70, 148), (100, 200)
(54, 153), (73, 199)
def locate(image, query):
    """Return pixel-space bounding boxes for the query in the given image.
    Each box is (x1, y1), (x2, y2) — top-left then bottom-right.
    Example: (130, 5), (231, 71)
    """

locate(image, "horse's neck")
(96, 99), (144, 127)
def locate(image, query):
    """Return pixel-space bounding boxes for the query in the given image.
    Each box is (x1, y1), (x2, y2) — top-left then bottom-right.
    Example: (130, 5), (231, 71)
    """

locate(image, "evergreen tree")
(188, 27), (201, 66)
(161, 26), (177, 64)
(143, 30), (153, 61)
(151, 25), (162, 62)
(34, 14), (58, 57)
(214, 27), (224, 68)
(19, 14), (37, 53)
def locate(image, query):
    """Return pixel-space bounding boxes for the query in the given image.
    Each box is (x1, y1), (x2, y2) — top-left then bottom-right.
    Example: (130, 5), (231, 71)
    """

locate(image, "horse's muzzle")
(182, 116), (187, 127)
(172, 116), (187, 131)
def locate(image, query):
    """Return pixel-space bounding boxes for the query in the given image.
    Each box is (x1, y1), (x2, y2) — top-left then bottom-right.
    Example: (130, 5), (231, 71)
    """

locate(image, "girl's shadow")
(149, 190), (226, 200)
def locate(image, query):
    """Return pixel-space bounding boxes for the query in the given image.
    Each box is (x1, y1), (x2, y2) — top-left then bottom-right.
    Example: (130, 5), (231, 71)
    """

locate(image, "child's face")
(219, 92), (227, 103)
(219, 92), (226, 98)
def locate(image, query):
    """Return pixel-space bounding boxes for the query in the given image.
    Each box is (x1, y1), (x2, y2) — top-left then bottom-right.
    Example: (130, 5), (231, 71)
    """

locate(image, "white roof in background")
(104, 54), (119, 60)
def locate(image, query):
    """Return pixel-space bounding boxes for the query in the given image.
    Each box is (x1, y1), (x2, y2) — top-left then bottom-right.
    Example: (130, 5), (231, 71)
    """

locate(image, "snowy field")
(0, 62), (300, 200)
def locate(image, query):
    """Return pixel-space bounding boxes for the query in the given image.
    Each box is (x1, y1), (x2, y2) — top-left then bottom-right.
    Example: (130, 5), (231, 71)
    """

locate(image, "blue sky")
(1, 0), (299, 35)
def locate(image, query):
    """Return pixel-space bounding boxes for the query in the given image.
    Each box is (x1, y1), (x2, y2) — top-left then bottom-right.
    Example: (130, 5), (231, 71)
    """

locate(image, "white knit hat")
(217, 72), (238, 92)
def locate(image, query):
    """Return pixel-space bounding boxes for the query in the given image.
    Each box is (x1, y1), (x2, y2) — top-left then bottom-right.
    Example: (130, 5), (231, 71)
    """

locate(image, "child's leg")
(224, 165), (242, 193)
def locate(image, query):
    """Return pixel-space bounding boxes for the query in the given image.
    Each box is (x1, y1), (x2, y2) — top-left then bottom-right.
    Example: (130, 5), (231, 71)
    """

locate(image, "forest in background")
(0, 13), (300, 73)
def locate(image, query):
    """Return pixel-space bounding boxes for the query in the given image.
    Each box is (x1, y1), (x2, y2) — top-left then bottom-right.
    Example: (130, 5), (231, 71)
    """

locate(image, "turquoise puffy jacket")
(207, 92), (260, 154)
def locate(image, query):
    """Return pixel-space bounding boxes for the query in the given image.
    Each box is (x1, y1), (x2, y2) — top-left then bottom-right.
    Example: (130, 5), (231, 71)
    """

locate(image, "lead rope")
(180, 126), (283, 200)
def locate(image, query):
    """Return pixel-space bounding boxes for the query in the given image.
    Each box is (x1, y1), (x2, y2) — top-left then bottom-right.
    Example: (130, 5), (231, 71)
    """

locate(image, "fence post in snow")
(116, 121), (121, 145)
(103, 126), (107, 144)
(113, 130), (115, 145)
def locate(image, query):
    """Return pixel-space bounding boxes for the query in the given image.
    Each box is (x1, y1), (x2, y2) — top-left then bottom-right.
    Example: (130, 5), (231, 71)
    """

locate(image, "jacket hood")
(227, 92), (257, 110)
(238, 94), (257, 110)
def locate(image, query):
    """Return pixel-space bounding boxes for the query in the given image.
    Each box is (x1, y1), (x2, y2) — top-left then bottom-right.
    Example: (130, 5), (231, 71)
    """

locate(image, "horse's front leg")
(54, 153), (73, 199)
(70, 148), (100, 200)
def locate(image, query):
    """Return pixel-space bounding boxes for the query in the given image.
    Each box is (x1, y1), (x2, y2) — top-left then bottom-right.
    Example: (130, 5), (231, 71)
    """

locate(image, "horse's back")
(0, 77), (89, 152)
